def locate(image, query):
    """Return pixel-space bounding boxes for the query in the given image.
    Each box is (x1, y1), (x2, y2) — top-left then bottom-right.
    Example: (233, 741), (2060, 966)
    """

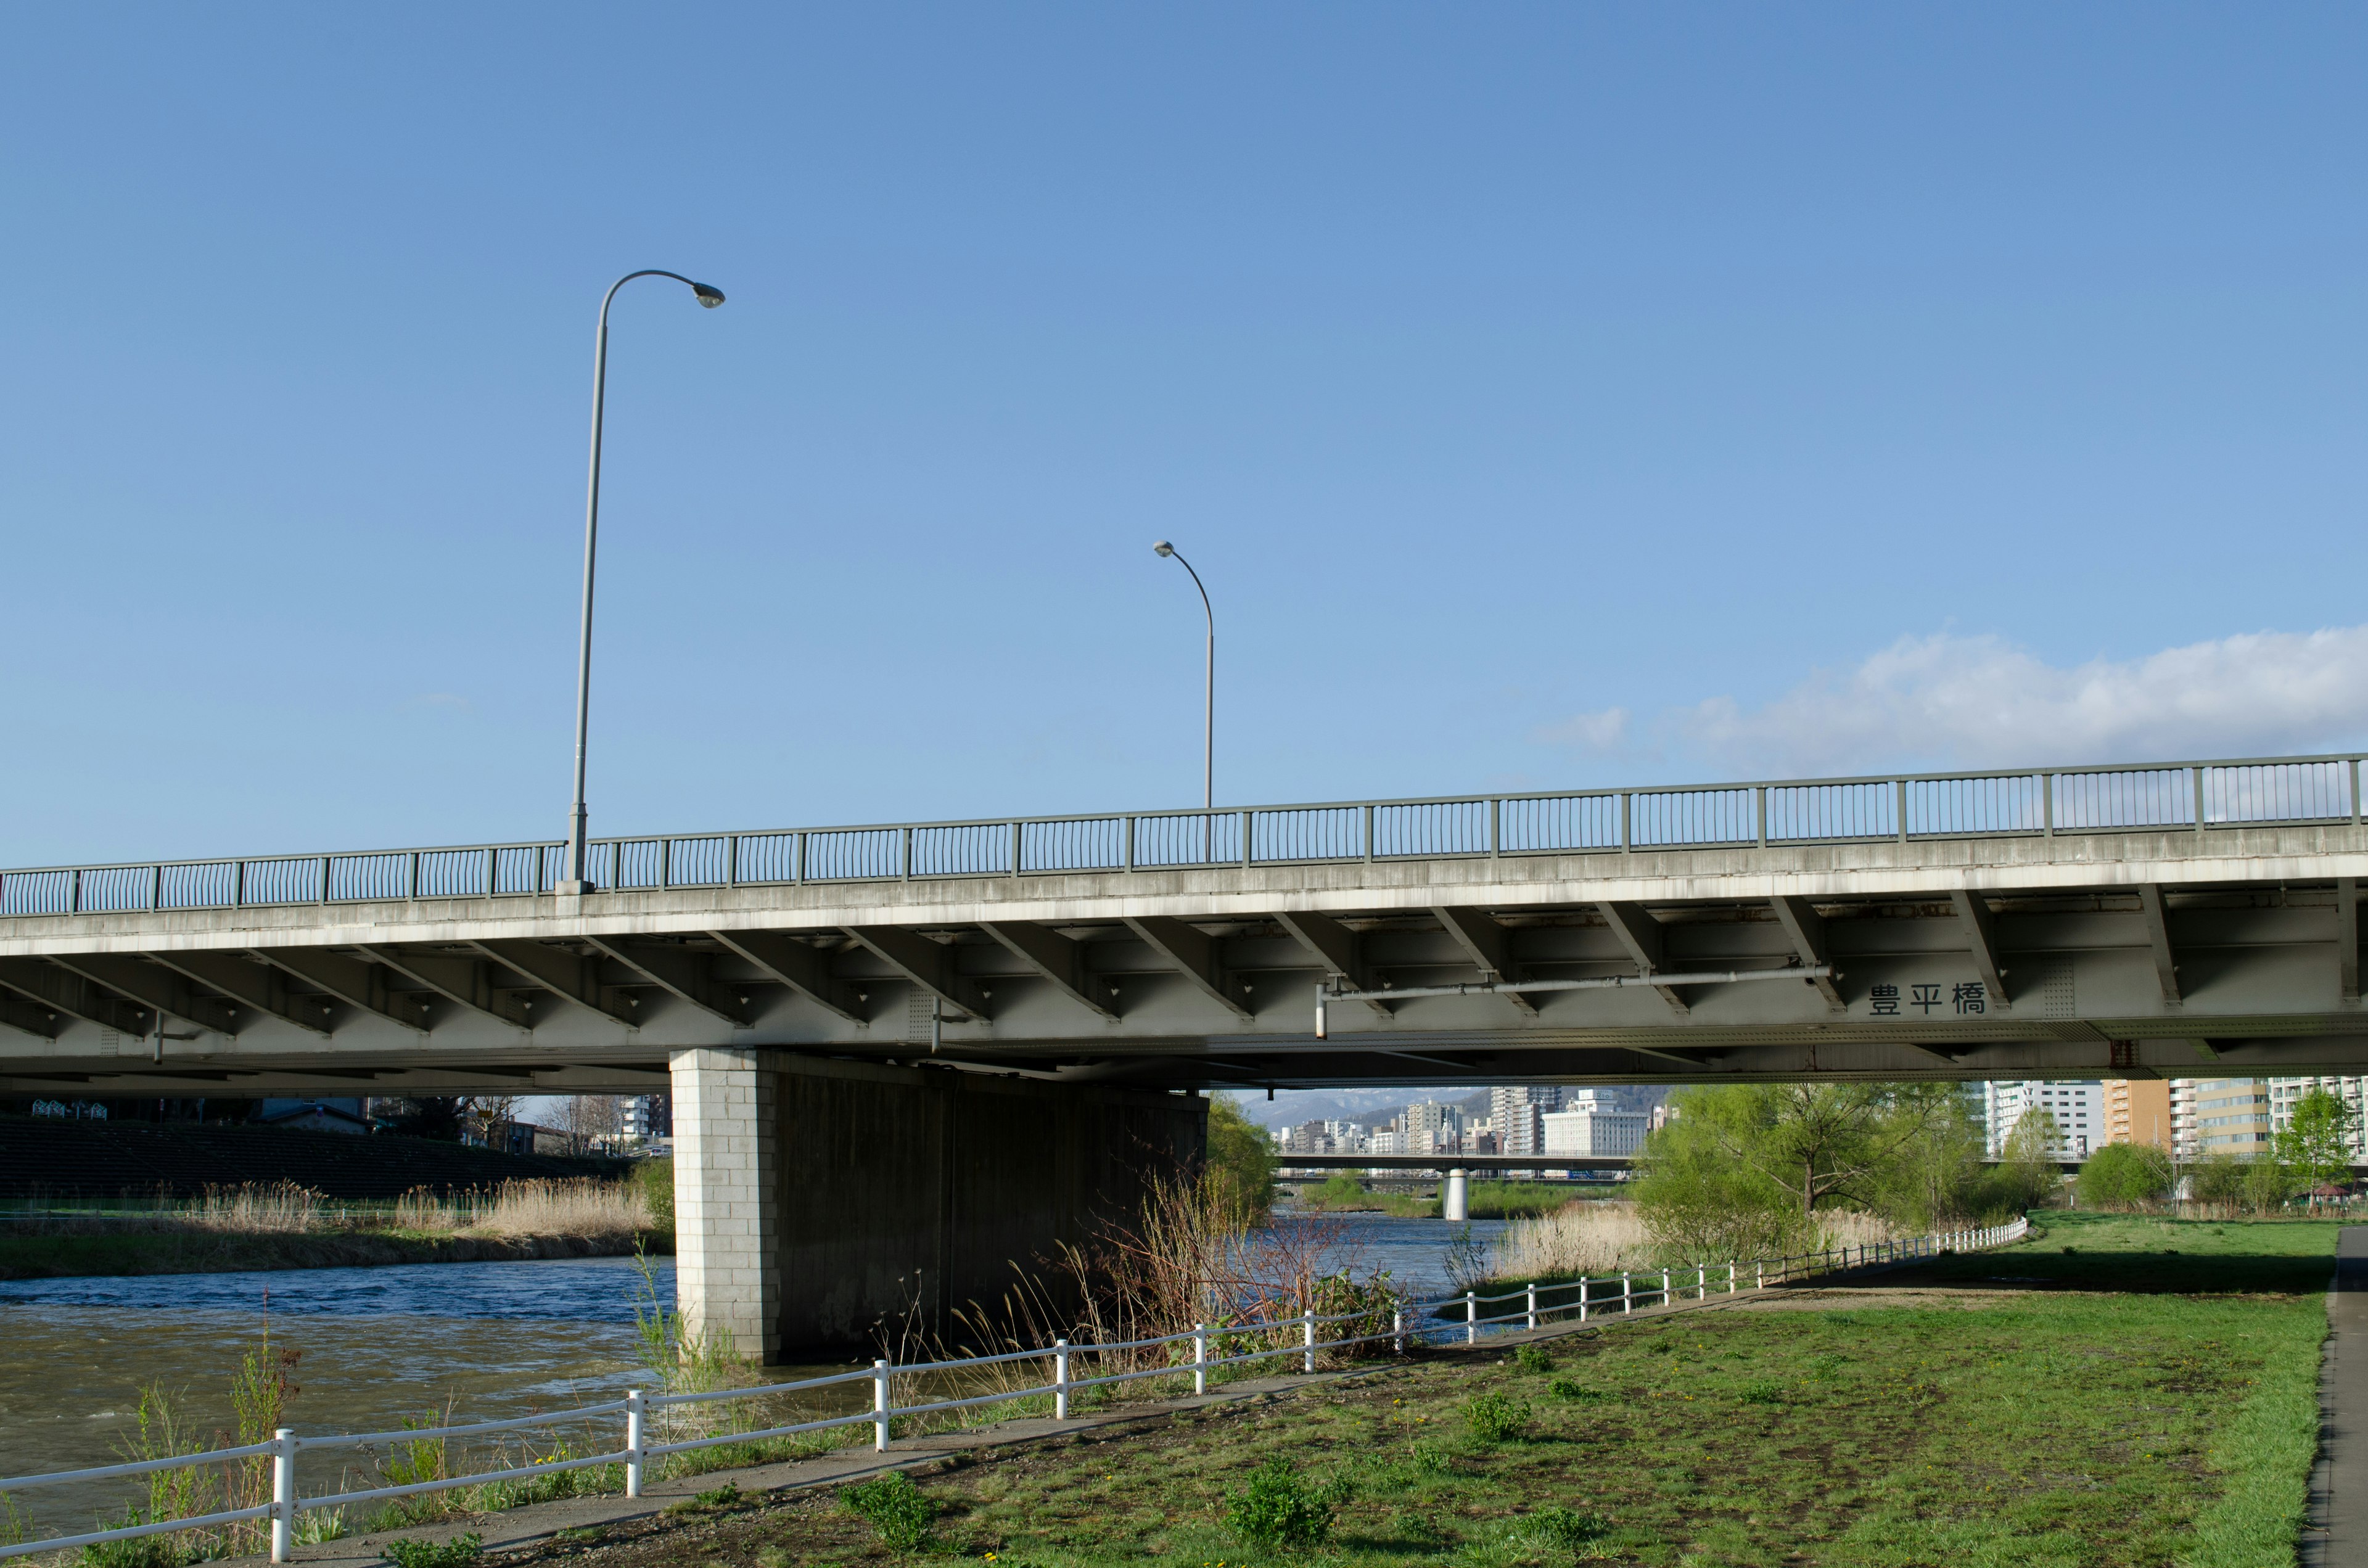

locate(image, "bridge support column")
(670, 1047), (781, 1363)
(1442, 1167), (1469, 1223)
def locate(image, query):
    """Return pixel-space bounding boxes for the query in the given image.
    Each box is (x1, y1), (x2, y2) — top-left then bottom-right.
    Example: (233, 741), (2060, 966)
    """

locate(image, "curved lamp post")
(559, 269), (726, 896)
(1152, 540), (1214, 860)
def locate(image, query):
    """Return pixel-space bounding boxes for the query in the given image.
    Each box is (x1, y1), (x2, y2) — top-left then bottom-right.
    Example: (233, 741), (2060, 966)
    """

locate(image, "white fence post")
(1054, 1339), (1071, 1419)
(1661, 1266), (1671, 1305)
(1302, 1310), (1316, 1373)
(624, 1389), (644, 1498)
(1621, 1272), (1632, 1314)
(1697, 1263), (1707, 1300)
(1526, 1281), (1538, 1331)
(1577, 1278), (1589, 1324)
(873, 1358), (891, 1451)
(1464, 1291), (1478, 1344)
(1392, 1306), (1405, 1355)
(1194, 1323), (1209, 1395)
(270, 1428), (295, 1564)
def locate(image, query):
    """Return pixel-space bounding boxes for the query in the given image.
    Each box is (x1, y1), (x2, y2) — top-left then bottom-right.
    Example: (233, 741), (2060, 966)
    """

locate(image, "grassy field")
(496, 1211), (2336, 1567)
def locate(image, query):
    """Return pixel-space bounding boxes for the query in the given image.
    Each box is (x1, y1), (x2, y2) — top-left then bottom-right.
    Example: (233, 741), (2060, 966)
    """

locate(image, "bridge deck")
(0, 754), (2362, 1095)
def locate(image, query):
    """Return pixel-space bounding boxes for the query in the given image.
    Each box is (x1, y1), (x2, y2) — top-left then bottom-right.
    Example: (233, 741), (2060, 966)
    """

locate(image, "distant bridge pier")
(1442, 1167), (1469, 1223)
(670, 1049), (1206, 1362)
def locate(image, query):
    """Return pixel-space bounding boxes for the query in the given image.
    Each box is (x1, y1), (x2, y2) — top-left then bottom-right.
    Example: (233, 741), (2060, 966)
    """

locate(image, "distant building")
(1402, 1101), (1464, 1152)
(2171, 1078), (2272, 1160)
(1984, 1082), (2102, 1158)
(1539, 1098), (1648, 1157)
(255, 1099), (372, 1135)
(2267, 1077), (2368, 1160)
(623, 1094), (672, 1143)
(1490, 1086), (1564, 1155)
(2100, 1080), (2172, 1150)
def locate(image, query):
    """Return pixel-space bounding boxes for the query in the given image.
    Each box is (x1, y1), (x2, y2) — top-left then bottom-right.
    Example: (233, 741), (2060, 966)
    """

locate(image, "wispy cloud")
(1539, 626), (2368, 776)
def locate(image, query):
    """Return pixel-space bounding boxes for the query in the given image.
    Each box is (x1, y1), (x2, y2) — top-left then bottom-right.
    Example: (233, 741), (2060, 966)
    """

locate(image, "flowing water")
(0, 1216), (1498, 1538)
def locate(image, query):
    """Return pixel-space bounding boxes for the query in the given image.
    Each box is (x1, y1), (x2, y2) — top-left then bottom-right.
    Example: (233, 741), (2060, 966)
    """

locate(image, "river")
(0, 1213), (1502, 1535)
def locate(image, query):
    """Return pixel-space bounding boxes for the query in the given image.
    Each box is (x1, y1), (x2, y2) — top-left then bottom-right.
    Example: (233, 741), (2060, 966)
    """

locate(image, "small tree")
(2274, 1089), (2356, 1199)
(1997, 1107), (2063, 1210)
(1202, 1094), (1278, 1230)
(2076, 1142), (2173, 1210)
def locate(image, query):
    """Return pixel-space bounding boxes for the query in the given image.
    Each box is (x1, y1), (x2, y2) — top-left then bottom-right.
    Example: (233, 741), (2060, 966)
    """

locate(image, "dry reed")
(1493, 1199), (1908, 1280)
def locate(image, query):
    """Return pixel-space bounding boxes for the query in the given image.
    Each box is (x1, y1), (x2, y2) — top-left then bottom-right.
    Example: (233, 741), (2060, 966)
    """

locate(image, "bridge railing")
(0, 1218), (2027, 1561)
(4, 750), (2360, 917)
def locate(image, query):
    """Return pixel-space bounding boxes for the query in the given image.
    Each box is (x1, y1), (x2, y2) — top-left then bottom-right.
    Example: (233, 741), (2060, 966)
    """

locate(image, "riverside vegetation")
(482, 1212), (2334, 1567)
(0, 1173), (670, 1279)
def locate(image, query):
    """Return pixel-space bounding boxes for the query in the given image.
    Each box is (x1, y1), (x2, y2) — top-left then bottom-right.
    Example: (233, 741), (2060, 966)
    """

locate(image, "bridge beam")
(2135, 885), (2182, 1006)
(2340, 878), (2359, 1006)
(582, 937), (747, 1027)
(705, 930), (864, 1025)
(142, 950), (333, 1036)
(1596, 901), (1688, 1016)
(1275, 911), (1392, 1018)
(353, 946), (534, 1028)
(1123, 916), (1254, 1021)
(254, 948), (429, 1034)
(1429, 906), (1537, 1017)
(978, 922), (1119, 1021)
(1951, 890), (2013, 1012)
(0, 961), (118, 1037)
(1769, 897), (1847, 1013)
(842, 926), (984, 1022)
(470, 940), (639, 1027)
(49, 954), (237, 1036)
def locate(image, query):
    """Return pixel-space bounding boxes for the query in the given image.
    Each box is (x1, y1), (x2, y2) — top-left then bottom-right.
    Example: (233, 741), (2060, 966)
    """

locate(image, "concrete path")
(2306, 1225), (2367, 1566)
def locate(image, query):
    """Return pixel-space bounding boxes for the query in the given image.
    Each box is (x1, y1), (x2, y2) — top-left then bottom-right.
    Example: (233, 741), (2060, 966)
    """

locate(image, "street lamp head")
(691, 282), (726, 308)
(1153, 540), (1174, 557)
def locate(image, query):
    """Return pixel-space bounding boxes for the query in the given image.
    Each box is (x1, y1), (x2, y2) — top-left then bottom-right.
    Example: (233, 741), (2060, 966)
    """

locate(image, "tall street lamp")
(1151, 540), (1214, 859)
(559, 269), (726, 897)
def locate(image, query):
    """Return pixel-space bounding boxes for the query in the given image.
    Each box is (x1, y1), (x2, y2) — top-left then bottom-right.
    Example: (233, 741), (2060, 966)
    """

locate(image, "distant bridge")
(0, 750), (2363, 1099)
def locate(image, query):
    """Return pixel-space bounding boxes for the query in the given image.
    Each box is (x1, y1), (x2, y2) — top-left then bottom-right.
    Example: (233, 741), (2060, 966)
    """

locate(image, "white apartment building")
(1539, 1101), (1649, 1157)
(1402, 1100), (1465, 1152)
(1490, 1086), (1564, 1155)
(2267, 1077), (2368, 1159)
(1983, 1080), (2103, 1158)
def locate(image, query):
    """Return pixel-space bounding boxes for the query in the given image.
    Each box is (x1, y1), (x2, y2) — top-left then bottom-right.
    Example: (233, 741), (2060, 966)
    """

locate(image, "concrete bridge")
(0, 750), (2361, 1355)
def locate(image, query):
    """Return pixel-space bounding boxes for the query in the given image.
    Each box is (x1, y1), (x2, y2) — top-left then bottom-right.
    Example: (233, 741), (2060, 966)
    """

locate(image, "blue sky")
(2, 5), (2364, 867)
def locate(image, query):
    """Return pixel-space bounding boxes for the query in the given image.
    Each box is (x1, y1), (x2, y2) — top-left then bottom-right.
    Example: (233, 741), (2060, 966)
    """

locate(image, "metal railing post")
(1391, 1306), (1405, 1355)
(1756, 1260), (1765, 1289)
(1526, 1281), (1537, 1331)
(1362, 804), (1375, 863)
(1464, 1291), (1477, 1344)
(1697, 1263), (1707, 1300)
(1241, 809), (1254, 869)
(1577, 1278), (1589, 1323)
(2194, 766), (2208, 837)
(873, 1358), (891, 1450)
(1661, 1266), (1671, 1305)
(1194, 1323), (1209, 1394)
(270, 1427), (295, 1564)
(1727, 1262), (1737, 1294)
(1621, 1273), (1632, 1314)
(1301, 1310), (1316, 1372)
(624, 1389), (644, 1498)
(1054, 1339), (1071, 1419)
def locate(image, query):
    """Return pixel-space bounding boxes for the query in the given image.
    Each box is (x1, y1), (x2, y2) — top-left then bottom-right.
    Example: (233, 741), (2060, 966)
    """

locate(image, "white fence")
(0, 1217), (2027, 1563)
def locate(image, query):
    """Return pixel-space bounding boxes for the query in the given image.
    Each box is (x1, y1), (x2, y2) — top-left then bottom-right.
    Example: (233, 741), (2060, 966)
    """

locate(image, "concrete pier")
(1442, 1167), (1469, 1223)
(672, 1049), (1206, 1361)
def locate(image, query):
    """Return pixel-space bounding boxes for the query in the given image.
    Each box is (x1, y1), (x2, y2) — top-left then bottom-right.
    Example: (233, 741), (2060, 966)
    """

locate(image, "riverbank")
(218, 1212), (2333, 1567)
(0, 1226), (671, 1279)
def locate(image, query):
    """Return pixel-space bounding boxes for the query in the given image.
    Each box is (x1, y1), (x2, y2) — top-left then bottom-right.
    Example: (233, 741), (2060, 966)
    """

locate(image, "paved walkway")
(2306, 1225), (2367, 1566)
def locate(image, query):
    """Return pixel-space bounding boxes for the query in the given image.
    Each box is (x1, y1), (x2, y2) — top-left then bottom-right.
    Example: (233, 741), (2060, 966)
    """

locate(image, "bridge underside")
(0, 823), (2361, 1096)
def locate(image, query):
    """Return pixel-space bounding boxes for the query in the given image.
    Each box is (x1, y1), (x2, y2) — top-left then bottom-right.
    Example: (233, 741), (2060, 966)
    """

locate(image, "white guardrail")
(0, 1218), (2028, 1562)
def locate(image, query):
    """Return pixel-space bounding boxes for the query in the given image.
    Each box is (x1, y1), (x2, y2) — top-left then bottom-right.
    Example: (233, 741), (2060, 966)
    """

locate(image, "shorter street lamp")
(1153, 540), (1214, 860)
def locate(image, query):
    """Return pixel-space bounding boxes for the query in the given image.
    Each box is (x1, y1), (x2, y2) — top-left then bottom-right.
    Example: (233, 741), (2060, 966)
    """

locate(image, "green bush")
(838, 1471), (937, 1552)
(1226, 1457), (1339, 1550)
(635, 1158), (675, 1233)
(381, 1533), (482, 1568)
(1546, 1375), (1601, 1402)
(2077, 1143), (2173, 1209)
(1463, 1390), (1533, 1443)
(1512, 1344), (1553, 1374)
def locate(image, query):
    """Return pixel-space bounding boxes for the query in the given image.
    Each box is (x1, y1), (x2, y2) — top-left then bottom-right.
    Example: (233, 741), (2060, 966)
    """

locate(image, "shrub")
(1512, 1344), (1553, 1374)
(1226, 1457), (1338, 1550)
(1463, 1390), (1533, 1443)
(1738, 1379), (1784, 1405)
(2077, 1143), (2173, 1209)
(839, 1471), (937, 1552)
(382, 1533), (482, 1568)
(1547, 1376), (1601, 1402)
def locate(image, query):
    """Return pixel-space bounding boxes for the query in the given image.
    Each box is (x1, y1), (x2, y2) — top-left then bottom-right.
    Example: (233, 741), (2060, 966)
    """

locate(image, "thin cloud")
(1542, 626), (2368, 776)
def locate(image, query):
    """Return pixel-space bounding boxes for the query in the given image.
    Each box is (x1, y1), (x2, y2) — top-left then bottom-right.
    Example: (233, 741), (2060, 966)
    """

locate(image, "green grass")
(510, 1215), (2333, 1567)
